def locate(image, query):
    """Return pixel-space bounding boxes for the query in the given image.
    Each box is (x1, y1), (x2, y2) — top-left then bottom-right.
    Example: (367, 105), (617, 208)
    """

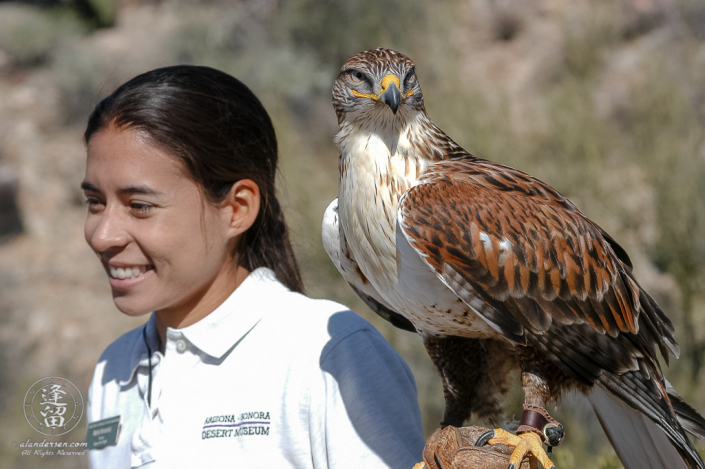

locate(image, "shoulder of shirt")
(263, 287), (410, 377)
(91, 322), (147, 388)
(260, 280), (386, 351)
(98, 324), (144, 361)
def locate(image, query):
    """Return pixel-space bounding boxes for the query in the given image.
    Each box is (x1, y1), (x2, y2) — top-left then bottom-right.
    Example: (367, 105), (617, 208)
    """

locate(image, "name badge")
(86, 416), (121, 449)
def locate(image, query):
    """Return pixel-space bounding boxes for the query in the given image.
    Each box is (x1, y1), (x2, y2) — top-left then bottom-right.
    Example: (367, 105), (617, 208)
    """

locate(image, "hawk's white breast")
(336, 116), (422, 287)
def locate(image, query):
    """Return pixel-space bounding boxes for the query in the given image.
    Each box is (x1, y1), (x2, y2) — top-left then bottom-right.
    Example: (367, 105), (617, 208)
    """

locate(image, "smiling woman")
(81, 66), (425, 469)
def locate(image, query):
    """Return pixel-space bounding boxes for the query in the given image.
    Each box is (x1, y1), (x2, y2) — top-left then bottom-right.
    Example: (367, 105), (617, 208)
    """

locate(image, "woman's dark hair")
(85, 65), (304, 293)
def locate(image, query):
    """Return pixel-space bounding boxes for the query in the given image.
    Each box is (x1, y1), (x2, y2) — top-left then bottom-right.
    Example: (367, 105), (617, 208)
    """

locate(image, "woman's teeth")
(110, 266), (147, 279)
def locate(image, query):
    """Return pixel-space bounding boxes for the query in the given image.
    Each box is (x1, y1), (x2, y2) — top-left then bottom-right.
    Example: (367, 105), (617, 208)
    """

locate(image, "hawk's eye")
(405, 70), (416, 84)
(349, 71), (365, 84)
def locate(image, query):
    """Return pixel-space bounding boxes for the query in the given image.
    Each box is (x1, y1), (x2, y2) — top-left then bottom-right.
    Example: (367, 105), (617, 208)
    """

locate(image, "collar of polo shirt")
(122, 267), (283, 381)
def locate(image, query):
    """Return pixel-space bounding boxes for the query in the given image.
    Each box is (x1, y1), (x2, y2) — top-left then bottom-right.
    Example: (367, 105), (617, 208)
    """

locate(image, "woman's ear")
(223, 179), (260, 237)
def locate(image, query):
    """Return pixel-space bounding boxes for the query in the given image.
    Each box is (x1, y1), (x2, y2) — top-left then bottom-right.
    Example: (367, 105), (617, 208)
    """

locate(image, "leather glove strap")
(517, 405), (565, 446)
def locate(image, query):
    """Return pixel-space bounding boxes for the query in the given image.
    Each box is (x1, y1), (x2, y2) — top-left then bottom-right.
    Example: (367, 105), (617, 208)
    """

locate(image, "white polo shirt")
(86, 267), (425, 468)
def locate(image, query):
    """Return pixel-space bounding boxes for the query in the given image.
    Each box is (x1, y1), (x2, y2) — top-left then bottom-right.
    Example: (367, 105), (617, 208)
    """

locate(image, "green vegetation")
(0, 5), (87, 68)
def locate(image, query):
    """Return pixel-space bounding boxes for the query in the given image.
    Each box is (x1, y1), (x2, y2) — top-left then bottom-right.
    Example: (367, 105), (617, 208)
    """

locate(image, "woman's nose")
(86, 206), (130, 252)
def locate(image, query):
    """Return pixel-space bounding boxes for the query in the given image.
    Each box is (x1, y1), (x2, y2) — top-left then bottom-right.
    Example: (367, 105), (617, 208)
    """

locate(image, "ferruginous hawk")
(322, 48), (705, 469)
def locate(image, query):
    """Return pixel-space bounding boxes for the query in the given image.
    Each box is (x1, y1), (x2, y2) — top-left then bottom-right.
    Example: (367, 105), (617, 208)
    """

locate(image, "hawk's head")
(332, 48), (425, 125)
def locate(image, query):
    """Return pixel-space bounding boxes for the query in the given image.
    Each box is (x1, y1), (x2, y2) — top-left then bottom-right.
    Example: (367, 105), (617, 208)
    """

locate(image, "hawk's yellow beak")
(379, 75), (402, 115)
(379, 75), (401, 95)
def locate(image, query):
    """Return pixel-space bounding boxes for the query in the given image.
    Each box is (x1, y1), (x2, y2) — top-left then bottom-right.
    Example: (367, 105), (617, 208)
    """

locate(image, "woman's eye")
(130, 202), (153, 214)
(85, 198), (104, 213)
(350, 71), (365, 83)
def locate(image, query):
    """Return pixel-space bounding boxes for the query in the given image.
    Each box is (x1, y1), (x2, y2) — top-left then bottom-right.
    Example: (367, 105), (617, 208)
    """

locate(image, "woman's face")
(82, 127), (240, 320)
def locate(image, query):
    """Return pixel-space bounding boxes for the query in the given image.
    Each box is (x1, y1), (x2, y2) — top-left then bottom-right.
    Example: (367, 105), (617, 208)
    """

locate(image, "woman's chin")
(112, 298), (154, 317)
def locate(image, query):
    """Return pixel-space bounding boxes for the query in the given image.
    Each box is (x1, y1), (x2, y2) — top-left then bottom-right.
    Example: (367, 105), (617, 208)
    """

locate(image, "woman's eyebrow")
(81, 181), (99, 192)
(117, 185), (163, 196)
(79, 181), (162, 197)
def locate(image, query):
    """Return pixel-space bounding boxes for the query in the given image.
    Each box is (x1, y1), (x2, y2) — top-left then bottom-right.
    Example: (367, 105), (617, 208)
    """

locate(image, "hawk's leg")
(423, 336), (513, 428)
(476, 371), (563, 469)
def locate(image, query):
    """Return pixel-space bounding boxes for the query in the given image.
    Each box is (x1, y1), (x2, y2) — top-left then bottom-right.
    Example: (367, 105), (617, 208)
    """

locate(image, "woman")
(82, 65), (425, 468)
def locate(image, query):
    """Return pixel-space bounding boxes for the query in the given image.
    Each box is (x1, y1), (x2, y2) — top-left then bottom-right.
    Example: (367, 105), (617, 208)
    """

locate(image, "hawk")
(322, 48), (705, 469)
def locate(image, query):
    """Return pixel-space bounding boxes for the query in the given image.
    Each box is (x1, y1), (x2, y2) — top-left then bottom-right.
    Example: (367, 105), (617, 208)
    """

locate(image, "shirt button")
(175, 339), (187, 353)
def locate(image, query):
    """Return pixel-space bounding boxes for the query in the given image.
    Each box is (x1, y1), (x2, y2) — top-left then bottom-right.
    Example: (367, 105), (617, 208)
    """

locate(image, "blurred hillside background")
(0, 0), (704, 467)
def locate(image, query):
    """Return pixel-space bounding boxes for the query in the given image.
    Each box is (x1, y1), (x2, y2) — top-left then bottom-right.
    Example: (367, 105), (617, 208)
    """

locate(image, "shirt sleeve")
(310, 328), (426, 469)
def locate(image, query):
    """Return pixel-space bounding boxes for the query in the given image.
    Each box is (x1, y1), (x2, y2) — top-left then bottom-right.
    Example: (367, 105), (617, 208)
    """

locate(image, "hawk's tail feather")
(665, 380), (705, 440)
(589, 383), (705, 469)
(636, 286), (680, 362)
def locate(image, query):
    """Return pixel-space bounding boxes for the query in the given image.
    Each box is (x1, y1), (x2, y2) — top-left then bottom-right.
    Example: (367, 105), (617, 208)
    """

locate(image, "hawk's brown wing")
(397, 157), (679, 381)
(397, 156), (705, 466)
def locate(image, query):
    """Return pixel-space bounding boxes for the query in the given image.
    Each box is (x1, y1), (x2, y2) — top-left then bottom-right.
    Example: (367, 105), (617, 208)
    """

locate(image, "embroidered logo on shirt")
(201, 411), (271, 440)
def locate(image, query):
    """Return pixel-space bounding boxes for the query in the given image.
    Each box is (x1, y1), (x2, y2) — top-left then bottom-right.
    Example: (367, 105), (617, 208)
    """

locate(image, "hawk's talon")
(481, 428), (555, 469)
(475, 429), (495, 447)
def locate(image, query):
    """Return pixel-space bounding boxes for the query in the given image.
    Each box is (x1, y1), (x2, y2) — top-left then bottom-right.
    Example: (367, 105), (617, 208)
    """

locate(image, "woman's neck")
(154, 263), (251, 352)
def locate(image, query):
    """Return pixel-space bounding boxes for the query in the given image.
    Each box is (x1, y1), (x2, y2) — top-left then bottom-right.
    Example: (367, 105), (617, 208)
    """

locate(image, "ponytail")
(239, 192), (303, 293)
